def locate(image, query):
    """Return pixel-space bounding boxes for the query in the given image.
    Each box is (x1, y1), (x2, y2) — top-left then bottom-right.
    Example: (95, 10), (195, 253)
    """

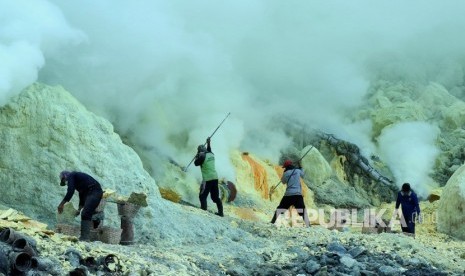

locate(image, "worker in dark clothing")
(271, 160), (310, 227)
(194, 137), (223, 217)
(57, 171), (104, 241)
(395, 183), (420, 236)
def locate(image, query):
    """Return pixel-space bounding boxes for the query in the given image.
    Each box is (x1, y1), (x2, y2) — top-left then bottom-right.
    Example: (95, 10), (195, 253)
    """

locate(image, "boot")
(215, 200), (224, 217)
(80, 220), (92, 241)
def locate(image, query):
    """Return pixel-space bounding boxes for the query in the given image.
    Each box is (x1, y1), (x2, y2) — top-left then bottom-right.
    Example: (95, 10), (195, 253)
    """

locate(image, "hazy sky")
(2, 0), (465, 186)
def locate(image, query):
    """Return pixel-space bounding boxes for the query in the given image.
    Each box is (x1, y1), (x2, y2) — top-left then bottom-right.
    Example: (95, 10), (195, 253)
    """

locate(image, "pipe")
(12, 238), (37, 257)
(100, 254), (120, 272)
(65, 249), (82, 268)
(0, 228), (20, 244)
(9, 251), (31, 272)
(0, 247), (9, 275)
(82, 256), (97, 268)
(69, 267), (87, 276)
(30, 256), (52, 271)
(318, 132), (395, 186)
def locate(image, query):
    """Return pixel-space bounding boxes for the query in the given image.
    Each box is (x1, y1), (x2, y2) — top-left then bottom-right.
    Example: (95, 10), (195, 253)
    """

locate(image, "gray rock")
(327, 242), (347, 255)
(407, 258), (421, 267)
(360, 270), (378, 276)
(378, 265), (400, 276)
(305, 259), (321, 274)
(314, 266), (328, 276)
(340, 255), (358, 268)
(226, 266), (248, 276)
(320, 254), (339, 265)
(349, 266), (361, 276)
(348, 246), (366, 258)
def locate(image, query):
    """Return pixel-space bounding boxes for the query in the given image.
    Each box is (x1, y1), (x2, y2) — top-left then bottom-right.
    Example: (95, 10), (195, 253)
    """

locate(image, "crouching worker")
(57, 171), (104, 241)
(271, 160), (310, 227)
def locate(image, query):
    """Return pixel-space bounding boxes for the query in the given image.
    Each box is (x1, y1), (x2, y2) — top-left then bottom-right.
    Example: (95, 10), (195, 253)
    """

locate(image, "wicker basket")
(93, 227), (122, 244)
(90, 229), (99, 242)
(117, 203), (140, 218)
(55, 224), (80, 237)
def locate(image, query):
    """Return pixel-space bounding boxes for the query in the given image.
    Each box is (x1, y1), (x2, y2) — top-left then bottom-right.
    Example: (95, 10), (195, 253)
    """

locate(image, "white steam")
(0, 0), (84, 105)
(378, 122), (440, 198)
(2, 1), (465, 184)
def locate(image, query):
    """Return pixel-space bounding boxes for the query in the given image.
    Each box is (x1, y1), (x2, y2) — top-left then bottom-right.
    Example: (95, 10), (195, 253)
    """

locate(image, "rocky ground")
(1, 199), (465, 276)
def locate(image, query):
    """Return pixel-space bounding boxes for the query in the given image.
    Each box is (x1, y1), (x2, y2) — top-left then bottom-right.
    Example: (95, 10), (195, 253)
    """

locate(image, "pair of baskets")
(55, 224), (81, 237)
(117, 202), (140, 218)
(90, 227), (122, 244)
(55, 224), (122, 244)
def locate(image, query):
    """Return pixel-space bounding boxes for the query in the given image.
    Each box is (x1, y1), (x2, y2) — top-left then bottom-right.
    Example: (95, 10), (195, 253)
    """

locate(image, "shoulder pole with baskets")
(117, 202), (141, 245)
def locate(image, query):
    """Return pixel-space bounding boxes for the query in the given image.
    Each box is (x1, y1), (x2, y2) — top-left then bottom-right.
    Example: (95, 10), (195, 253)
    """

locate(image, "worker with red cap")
(270, 160), (310, 227)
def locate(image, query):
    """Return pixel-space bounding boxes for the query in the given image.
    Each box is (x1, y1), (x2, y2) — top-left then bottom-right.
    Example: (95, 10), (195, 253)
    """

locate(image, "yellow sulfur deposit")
(159, 188), (182, 203)
(242, 153), (270, 199)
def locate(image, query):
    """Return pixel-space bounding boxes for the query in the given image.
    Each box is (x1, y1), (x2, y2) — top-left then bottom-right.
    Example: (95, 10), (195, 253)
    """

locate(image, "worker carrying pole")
(269, 145), (313, 198)
(183, 112), (231, 172)
(269, 146), (314, 227)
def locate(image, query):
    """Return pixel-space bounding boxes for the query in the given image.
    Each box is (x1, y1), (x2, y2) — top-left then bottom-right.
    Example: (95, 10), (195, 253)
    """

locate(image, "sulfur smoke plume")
(2, 0), (465, 186)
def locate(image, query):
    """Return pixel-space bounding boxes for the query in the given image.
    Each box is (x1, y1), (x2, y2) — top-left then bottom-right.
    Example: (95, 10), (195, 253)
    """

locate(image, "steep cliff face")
(0, 83), (157, 233)
(0, 83), (246, 245)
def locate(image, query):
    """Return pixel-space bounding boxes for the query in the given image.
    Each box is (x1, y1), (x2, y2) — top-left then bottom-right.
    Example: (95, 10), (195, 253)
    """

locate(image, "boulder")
(437, 163), (465, 240)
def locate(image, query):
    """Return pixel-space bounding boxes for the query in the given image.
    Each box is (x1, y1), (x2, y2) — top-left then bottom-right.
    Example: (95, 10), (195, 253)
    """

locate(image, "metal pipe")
(30, 256), (52, 271)
(69, 267), (87, 276)
(0, 228), (20, 244)
(12, 238), (37, 257)
(318, 132), (394, 186)
(100, 254), (120, 272)
(9, 252), (31, 273)
(0, 246), (9, 276)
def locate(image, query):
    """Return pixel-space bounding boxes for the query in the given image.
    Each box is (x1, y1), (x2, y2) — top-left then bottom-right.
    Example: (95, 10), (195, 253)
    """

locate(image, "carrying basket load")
(117, 202), (140, 218)
(219, 180), (237, 203)
(55, 224), (80, 237)
(91, 226), (122, 244)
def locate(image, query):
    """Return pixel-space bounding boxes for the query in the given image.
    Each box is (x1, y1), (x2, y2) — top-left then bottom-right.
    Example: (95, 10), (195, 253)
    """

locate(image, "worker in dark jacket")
(271, 160), (309, 227)
(57, 171), (104, 241)
(194, 137), (223, 217)
(395, 183), (420, 236)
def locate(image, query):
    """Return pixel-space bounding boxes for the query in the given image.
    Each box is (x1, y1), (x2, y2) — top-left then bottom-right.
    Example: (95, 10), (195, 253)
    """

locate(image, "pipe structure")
(12, 238), (37, 257)
(69, 267), (87, 276)
(30, 256), (49, 271)
(101, 254), (120, 272)
(0, 228), (21, 244)
(0, 246), (9, 276)
(9, 251), (31, 273)
(275, 117), (395, 187)
(318, 132), (395, 187)
(64, 249), (82, 268)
